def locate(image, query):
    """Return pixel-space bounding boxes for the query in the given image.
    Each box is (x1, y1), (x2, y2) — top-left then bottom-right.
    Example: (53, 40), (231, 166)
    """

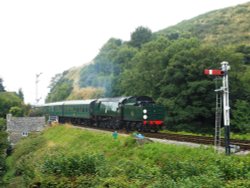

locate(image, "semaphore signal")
(204, 61), (231, 155)
(204, 69), (224, 76)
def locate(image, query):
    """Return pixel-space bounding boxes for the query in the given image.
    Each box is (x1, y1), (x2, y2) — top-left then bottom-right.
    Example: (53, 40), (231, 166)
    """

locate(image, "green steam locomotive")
(37, 96), (166, 132)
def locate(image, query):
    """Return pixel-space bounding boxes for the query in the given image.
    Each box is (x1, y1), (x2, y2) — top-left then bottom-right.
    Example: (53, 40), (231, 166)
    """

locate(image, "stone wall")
(6, 114), (46, 144)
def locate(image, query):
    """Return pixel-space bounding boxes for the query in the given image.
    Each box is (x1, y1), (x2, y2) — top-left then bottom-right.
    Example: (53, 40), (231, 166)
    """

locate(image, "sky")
(0, 0), (249, 104)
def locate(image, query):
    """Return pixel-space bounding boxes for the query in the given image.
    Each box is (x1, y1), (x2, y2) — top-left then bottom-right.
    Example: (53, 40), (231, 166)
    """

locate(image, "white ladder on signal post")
(214, 89), (223, 151)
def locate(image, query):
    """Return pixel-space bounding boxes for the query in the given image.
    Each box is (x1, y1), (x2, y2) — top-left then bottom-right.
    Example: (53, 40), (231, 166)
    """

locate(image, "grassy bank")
(3, 125), (250, 187)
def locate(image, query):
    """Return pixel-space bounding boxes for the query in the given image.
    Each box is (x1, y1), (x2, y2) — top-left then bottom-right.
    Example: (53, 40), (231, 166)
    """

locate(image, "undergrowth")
(3, 125), (250, 187)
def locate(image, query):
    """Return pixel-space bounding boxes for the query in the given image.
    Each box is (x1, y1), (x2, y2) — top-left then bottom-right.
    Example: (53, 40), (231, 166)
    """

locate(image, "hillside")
(158, 2), (250, 46)
(3, 125), (250, 187)
(45, 2), (250, 134)
(49, 2), (250, 101)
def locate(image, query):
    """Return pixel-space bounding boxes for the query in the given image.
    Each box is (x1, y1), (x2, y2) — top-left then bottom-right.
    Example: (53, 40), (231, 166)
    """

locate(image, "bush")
(231, 100), (250, 133)
(0, 118), (6, 131)
(13, 135), (46, 161)
(100, 176), (131, 188)
(41, 153), (105, 177)
(9, 106), (24, 117)
(161, 158), (220, 181)
(215, 157), (250, 180)
(0, 118), (7, 185)
(5, 126), (250, 187)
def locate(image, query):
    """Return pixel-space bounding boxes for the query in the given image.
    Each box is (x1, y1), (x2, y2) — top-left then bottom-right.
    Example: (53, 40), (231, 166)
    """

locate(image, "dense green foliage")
(0, 92), (24, 118)
(0, 78), (5, 92)
(129, 26), (153, 48)
(0, 91), (27, 184)
(0, 118), (8, 185)
(9, 106), (25, 117)
(46, 72), (73, 103)
(4, 126), (250, 187)
(157, 2), (250, 46)
(78, 33), (249, 133)
(47, 3), (250, 134)
(231, 100), (250, 132)
(17, 88), (24, 101)
(0, 81), (29, 183)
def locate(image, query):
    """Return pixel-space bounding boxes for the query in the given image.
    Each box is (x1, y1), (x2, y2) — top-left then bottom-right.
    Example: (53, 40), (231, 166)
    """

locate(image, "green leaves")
(47, 23), (250, 134)
(0, 92), (23, 118)
(0, 118), (7, 183)
(0, 78), (5, 92)
(129, 26), (152, 48)
(4, 126), (250, 187)
(42, 153), (105, 177)
(46, 77), (73, 102)
(231, 100), (250, 133)
(9, 106), (24, 117)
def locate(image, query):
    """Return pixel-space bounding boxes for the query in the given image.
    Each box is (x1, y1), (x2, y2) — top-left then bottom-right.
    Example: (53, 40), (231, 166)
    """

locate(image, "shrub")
(0, 118), (7, 185)
(9, 106), (24, 117)
(100, 176), (131, 188)
(41, 153), (105, 177)
(13, 135), (46, 161)
(0, 118), (6, 131)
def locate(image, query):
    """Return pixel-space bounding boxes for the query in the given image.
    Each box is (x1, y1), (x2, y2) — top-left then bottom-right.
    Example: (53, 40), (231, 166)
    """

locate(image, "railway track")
(143, 132), (250, 150)
(73, 124), (250, 151)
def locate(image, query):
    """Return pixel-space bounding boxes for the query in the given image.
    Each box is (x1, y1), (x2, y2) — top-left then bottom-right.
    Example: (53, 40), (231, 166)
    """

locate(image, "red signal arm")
(204, 69), (224, 76)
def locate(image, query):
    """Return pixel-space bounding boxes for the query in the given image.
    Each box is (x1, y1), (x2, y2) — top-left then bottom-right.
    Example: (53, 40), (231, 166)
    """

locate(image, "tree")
(158, 43), (244, 133)
(120, 36), (171, 98)
(0, 92), (23, 118)
(231, 100), (250, 133)
(129, 26), (152, 48)
(0, 78), (5, 92)
(9, 106), (24, 117)
(46, 78), (73, 102)
(0, 118), (7, 182)
(17, 88), (24, 101)
(78, 38), (137, 97)
(48, 73), (63, 90)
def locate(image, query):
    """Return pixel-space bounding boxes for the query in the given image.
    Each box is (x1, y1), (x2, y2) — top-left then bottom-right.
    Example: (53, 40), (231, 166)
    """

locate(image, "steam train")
(36, 96), (166, 132)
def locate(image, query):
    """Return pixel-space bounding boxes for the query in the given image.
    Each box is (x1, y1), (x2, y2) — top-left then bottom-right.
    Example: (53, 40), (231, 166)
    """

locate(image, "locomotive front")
(123, 96), (166, 132)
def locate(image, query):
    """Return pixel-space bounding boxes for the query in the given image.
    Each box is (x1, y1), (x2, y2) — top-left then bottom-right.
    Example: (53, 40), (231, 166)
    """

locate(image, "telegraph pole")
(35, 72), (42, 104)
(204, 61), (231, 155)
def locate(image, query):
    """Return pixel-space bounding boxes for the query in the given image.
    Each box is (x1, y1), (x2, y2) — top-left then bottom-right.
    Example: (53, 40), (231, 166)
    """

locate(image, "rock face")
(6, 114), (46, 144)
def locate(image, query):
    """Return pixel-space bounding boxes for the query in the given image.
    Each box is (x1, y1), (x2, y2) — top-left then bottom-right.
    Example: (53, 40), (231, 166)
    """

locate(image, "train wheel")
(110, 118), (116, 130)
(154, 128), (158, 133)
(136, 122), (142, 132)
(125, 122), (131, 132)
(115, 119), (122, 130)
(143, 125), (150, 133)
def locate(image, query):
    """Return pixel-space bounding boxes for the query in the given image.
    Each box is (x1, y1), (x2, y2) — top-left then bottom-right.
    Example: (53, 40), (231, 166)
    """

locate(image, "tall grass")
(4, 125), (250, 187)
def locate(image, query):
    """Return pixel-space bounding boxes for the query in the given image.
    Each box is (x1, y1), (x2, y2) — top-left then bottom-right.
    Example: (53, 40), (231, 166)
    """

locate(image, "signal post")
(204, 61), (231, 155)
